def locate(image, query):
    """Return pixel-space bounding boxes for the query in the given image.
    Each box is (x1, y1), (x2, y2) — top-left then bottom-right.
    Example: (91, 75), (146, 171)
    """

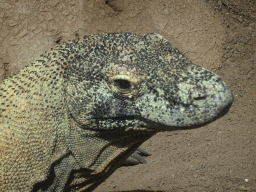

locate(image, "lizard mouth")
(93, 100), (233, 131)
(98, 115), (138, 120)
(210, 102), (232, 122)
(173, 101), (233, 130)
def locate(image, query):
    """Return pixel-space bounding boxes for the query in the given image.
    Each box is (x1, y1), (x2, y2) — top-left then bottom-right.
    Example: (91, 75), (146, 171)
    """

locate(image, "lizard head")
(65, 32), (233, 131)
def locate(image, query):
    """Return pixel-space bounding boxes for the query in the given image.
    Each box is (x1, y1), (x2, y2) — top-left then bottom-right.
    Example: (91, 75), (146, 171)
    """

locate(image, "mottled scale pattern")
(0, 32), (233, 191)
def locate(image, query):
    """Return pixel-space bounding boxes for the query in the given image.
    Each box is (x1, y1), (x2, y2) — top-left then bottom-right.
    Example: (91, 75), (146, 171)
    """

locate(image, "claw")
(131, 152), (147, 164)
(122, 147), (150, 166)
(123, 156), (140, 165)
(136, 147), (151, 156)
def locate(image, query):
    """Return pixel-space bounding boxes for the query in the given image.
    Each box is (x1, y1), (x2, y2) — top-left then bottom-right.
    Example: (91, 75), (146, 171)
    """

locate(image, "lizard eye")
(114, 79), (132, 92)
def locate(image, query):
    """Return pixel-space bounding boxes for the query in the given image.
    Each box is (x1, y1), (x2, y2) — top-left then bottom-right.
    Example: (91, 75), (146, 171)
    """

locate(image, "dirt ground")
(0, 0), (255, 191)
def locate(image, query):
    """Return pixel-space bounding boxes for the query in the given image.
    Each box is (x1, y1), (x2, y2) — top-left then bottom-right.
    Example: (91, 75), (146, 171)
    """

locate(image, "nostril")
(194, 96), (206, 101)
(192, 95), (207, 107)
(191, 91), (206, 101)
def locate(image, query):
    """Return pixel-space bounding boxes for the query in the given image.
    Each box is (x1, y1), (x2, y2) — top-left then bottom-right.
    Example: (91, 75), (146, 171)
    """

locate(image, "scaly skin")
(0, 32), (233, 191)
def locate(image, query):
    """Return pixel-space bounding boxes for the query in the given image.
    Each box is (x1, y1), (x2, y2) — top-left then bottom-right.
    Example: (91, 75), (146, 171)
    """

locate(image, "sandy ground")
(0, 0), (255, 191)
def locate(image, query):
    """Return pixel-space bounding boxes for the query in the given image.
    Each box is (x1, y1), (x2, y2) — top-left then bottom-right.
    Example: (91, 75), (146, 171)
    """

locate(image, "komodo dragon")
(0, 32), (234, 191)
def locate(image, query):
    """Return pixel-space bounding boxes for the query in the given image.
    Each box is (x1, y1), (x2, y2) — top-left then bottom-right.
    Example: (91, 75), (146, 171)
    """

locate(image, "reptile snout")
(191, 78), (233, 109)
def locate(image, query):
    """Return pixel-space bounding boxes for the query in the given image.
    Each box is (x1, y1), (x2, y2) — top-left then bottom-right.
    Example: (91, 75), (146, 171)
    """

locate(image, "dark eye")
(114, 79), (132, 91)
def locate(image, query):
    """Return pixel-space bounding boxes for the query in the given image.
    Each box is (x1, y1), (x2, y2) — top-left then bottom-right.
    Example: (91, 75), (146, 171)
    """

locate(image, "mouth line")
(92, 101), (233, 130)
(93, 115), (140, 121)
(180, 102), (233, 130)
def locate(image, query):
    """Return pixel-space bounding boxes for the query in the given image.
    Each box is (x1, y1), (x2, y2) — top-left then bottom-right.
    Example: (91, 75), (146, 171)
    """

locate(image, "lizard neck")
(64, 118), (155, 191)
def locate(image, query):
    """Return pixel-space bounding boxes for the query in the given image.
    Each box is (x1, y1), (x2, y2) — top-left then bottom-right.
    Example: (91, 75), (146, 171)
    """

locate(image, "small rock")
(238, 17), (243, 22)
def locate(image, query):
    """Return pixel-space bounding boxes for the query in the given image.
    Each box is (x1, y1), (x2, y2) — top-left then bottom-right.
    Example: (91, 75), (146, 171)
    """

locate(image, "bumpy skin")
(0, 33), (233, 191)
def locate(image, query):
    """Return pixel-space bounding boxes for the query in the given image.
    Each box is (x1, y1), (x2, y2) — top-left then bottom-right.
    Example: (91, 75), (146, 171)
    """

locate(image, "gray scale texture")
(0, 32), (233, 191)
